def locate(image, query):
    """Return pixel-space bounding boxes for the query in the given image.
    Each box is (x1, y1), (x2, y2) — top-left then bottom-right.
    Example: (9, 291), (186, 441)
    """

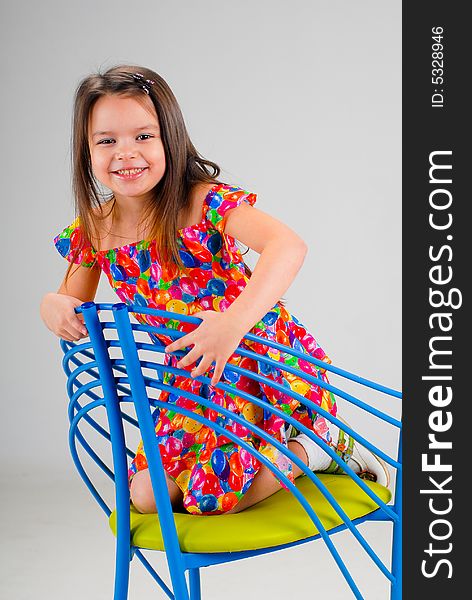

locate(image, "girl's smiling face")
(88, 94), (166, 205)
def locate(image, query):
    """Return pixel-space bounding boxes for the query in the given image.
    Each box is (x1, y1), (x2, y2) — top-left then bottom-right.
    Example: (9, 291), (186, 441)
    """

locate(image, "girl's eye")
(97, 134), (154, 145)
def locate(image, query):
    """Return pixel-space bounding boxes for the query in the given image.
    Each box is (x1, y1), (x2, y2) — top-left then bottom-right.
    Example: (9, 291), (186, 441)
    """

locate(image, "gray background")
(1, 1), (401, 599)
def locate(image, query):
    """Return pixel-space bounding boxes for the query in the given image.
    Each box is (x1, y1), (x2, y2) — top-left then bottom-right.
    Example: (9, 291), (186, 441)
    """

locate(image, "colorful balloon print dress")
(54, 182), (338, 515)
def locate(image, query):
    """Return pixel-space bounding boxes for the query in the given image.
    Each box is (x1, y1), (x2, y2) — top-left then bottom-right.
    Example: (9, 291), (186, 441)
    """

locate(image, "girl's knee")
(130, 468), (184, 513)
(130, 469), (157, 514)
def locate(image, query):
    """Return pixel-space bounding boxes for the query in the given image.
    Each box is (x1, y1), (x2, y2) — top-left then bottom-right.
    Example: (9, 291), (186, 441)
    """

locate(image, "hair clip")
(132, 72), (155, 95)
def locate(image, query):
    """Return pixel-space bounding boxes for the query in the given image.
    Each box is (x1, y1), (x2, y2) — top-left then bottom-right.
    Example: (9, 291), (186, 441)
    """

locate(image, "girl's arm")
(223, 203), (307, 333)
(165, 203), (307, 385)
(56, 262), (102, 301)
(40, 264), (101, 341)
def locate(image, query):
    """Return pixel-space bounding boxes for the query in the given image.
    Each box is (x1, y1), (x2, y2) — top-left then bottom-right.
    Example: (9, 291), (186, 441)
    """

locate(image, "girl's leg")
(130, 468), (184, 514)
(226, 440), (309, 515)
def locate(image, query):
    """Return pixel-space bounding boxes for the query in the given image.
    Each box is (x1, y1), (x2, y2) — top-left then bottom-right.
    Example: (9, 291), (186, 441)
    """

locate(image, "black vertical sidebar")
(403, 3), (468, 599)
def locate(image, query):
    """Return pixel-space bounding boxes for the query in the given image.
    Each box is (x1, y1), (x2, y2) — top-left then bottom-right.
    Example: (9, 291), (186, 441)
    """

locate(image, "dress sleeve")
(205, 183), (257, 231)
(53, 216), (97, 268)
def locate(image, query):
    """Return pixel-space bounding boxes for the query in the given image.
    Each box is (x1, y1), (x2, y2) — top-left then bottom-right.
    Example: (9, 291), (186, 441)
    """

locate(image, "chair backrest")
(60, 302), (402, 599)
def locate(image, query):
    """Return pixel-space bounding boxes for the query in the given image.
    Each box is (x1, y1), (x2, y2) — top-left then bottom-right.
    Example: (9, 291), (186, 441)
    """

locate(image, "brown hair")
(64, 63), (255, 285)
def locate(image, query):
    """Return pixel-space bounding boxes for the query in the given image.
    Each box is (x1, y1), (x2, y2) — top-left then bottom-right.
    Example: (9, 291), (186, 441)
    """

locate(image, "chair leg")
(113, 536), (131, 600)
(390, 518), (402, 600)
(188, 568), (201, 600)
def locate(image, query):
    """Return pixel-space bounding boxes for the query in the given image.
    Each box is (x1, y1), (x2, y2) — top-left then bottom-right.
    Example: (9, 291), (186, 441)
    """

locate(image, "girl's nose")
(115, 142), (138, 160)
(116, 149), (138, 160)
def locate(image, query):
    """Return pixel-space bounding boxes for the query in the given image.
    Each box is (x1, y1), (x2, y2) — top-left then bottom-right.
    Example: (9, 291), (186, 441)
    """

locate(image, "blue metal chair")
(60, 302), (402, 599)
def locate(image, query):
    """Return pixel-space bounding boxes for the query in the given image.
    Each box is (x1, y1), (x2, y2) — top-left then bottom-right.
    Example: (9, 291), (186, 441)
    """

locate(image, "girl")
(40, 65), (388, 517)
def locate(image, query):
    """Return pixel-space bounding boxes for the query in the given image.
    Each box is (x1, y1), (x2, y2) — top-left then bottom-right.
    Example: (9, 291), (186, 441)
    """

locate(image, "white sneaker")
(287, 419), (390, 487)
(347, 439), (390, 487)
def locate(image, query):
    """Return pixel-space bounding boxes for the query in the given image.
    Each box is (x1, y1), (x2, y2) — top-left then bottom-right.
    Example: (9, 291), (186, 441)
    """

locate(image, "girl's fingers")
(176, 346), (201, 369)
(60, 327), (80, 342)
(210, 365), (225, 387)
(69, 310), (87, 335)
(77, 321), (88, 335)
(71, 320), (87, 337)
(166, 334), (192, 354)
(70, 321), (87, 336)
(191, 356), (214, 379)
(62, 321), (87, 341)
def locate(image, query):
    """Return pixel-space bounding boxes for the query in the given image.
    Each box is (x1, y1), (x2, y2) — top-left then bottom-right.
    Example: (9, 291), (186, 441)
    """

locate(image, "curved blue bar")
(74, 304), (402, 398)
(131, 325), (402, 430)
(69, 398), (111, 515)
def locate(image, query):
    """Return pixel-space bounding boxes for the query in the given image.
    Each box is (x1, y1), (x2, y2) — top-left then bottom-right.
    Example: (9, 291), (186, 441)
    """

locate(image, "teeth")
(116, 168), (145, 175)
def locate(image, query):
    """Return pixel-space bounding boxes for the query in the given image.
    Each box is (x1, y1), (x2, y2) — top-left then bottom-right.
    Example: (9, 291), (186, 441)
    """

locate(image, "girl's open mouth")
(112, 167), (148, 180)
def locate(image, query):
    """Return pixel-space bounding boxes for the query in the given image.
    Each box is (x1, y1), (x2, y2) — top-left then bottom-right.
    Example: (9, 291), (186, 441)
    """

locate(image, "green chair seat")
(109, 474), (391, 554)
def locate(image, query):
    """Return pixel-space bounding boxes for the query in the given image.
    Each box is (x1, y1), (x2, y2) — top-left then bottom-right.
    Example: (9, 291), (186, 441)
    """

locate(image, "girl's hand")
(164, 311), (247, 387)
(40, 292), (89, 342)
